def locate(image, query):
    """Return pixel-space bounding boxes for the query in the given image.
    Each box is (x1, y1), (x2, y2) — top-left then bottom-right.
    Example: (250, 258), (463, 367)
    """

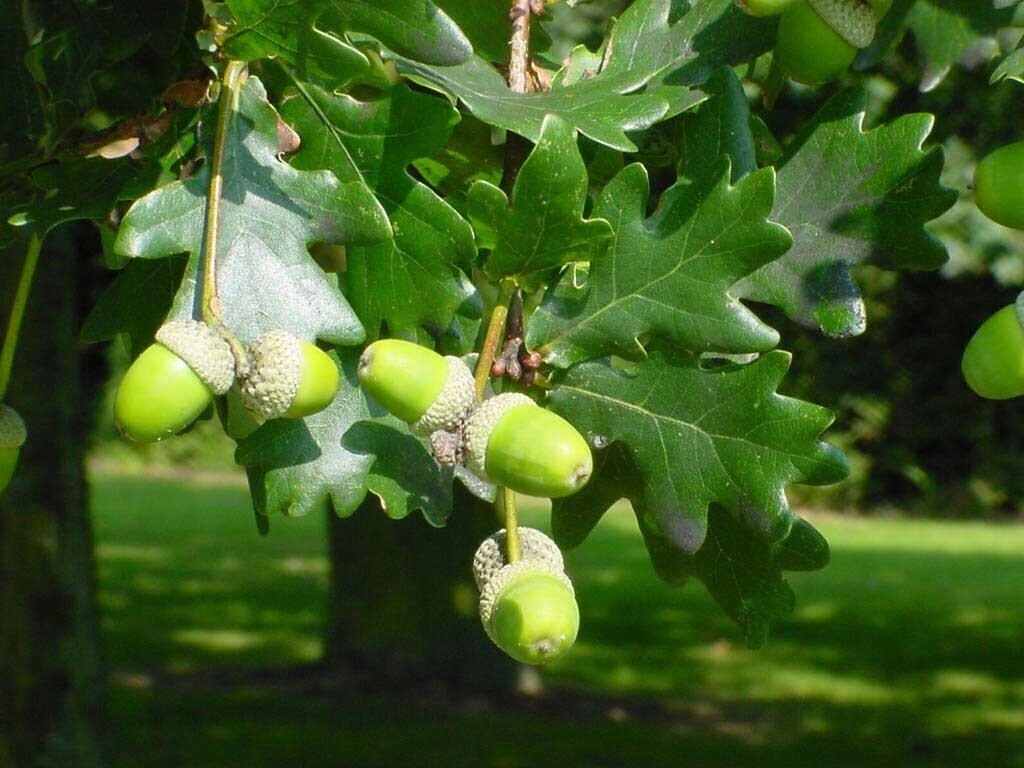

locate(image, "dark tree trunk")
(326, 484), (515, 688)
(0, 229), (108, 767)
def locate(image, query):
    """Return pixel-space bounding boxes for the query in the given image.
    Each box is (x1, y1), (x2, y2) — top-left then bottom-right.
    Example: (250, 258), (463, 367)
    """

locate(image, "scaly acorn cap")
(478, 559), (574, 644)
(239, 330), (304, 419)
(463, 393), (536, 481)
(472, 527), (565, 592)
(411, 356), (476, 436)
(0, 405), (27, 449)
(807, 0), (876, 48)
(155, 320), (235, 396)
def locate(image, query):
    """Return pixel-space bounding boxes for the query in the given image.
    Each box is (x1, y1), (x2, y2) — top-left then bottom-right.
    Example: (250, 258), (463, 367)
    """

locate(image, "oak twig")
(508, 0), (534, 95)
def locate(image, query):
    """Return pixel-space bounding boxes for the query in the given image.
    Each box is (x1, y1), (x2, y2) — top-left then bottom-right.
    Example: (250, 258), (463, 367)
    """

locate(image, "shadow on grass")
(92, 475), (1024, 767)
(93, 475), (328, 671)
(108, 679), (1024, 768)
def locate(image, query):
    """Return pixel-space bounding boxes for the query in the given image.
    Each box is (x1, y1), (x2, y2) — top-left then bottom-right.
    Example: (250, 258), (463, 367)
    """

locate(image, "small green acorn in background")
(357, 338), (475, 435)
(0, 404), (27, 495)
(239, 330), (340, 420)
(973, 142), (1024, 231)
(474, 527), (579, 665)
(775, 0), (878, 85)
(463, 393), (593, 499)
(115, 320), (235, 443)
(962, 303), (1024, 400)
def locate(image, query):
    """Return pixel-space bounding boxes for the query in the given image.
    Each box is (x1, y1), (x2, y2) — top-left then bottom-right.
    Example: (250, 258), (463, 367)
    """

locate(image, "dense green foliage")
(2, 0), (1023, 656)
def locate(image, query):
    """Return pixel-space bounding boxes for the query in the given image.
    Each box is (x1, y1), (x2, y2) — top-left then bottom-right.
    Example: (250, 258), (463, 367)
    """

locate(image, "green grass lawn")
(91, 473), (1024, 768)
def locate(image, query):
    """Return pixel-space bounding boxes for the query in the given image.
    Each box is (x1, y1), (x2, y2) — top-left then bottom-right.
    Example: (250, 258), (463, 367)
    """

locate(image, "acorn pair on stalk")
(114, 320), (339, 443)
(357, 338), (591, 664)
(357, 338), (593, 500)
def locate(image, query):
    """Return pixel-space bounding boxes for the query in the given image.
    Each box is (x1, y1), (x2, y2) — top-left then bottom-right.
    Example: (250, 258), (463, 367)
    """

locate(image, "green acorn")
(775, 0), (876, 85)
(962, 304), (1024, 400)
(474, 528), (579, 666)
(114, 320), (235, 443)
(974, 142), (1024, 231)
(463, 393), (593, 499)
(239, 331), (340, 420)
(0, 404), (27, 495)
(807, 0), (876, 48)
(357, 339), (475, 436)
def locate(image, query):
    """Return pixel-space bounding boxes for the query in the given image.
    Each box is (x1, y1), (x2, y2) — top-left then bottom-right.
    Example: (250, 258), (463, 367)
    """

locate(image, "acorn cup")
(357, 339), (475, 435)
(473, 528), (580, 665)
(239, 330), (340, 420)
(0, 404), (27, 495)
(114, 320), (235, 443)
(463, 393), (593, 499)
